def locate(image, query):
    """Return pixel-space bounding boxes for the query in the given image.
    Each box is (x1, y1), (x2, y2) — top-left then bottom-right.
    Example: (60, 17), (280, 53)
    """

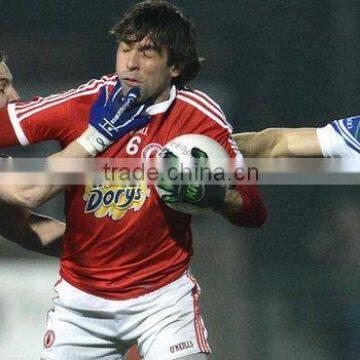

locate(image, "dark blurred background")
(0, 1), (359, 359)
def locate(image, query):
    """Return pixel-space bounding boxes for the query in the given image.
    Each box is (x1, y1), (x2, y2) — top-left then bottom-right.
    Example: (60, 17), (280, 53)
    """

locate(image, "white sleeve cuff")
(316, 124), (352, 158)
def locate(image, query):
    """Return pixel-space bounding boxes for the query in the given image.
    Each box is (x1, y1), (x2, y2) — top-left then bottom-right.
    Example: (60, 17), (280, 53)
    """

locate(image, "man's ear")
(169, 63), (183, 79)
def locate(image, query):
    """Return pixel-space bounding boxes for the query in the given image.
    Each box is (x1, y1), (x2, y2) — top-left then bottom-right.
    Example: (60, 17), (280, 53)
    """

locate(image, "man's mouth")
(123, 78), (140, 87)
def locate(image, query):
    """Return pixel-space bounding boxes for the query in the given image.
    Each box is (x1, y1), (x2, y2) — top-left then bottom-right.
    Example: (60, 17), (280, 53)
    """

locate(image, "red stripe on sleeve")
(0, 106), (20, 147)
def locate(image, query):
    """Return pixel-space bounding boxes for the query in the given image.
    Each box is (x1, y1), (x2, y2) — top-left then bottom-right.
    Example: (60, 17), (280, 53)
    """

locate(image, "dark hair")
(111, 0), (201, 86)
(0, 50), (7, 63)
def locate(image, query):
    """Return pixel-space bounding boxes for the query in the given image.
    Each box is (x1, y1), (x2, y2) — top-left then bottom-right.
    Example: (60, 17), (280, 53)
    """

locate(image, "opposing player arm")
(233, 128), (323, 157)
(0, 201), (64, 257)
(0, 140), (92, 209)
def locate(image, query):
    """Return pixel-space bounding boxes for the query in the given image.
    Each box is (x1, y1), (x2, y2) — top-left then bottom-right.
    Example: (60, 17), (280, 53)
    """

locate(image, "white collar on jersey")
(146, 85), (176, 116)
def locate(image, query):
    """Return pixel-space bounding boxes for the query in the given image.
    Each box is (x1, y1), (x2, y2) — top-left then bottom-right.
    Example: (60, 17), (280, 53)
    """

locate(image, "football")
(155, 134), (229, 214)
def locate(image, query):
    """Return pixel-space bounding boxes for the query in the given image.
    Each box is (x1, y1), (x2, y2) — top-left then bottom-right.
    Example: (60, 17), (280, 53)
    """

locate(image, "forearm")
(0, 140), (93, 208)
(0, 184), (63, 209)
(216, 186), (267, 228)
(233, 129), (286, 157)
(234, 128), (322, 158)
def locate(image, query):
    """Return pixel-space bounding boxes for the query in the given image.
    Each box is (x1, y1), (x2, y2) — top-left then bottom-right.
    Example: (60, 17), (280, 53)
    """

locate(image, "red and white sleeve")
(6, 97), (73, 146)
(0, 75), (117, 148)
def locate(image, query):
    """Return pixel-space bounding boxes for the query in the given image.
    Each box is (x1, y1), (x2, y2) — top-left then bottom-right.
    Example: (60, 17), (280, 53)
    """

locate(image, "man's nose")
(126, 50), (140, 71)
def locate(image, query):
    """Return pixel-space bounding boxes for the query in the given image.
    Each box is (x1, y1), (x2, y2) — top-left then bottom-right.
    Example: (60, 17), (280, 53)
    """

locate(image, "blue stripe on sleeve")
(331, 117), (360, 154)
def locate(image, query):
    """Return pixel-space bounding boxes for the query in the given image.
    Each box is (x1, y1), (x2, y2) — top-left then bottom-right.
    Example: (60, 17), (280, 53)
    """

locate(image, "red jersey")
(0, 75), (266, 299)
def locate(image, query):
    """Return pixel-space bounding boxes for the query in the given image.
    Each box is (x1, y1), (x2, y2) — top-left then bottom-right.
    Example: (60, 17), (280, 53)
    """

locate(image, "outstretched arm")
(233, 128), (322, 158)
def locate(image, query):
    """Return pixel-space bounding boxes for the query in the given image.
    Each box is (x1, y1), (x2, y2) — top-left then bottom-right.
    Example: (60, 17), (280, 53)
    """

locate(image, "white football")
(155, 134), (229, 214)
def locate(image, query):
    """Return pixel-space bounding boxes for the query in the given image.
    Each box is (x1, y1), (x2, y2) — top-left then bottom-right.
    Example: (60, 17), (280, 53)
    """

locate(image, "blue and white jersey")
(316, 116), (360, 157)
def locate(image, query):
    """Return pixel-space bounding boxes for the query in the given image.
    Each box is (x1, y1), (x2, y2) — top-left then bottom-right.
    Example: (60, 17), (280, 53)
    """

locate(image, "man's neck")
(154, 84), (173, 105)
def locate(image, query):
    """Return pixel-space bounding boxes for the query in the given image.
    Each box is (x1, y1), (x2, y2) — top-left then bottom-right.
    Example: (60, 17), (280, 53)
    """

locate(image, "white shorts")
(40, 271), (211, 360)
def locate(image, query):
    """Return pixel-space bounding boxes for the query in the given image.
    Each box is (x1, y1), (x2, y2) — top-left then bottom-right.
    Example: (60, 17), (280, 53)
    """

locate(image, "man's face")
(0, 62), (20, 108)
(116, 37), (180, 104)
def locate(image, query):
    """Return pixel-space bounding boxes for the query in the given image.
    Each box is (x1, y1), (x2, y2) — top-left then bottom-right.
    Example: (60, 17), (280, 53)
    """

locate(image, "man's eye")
(142, 49), (154, 58)
(0, 81), (7, 93)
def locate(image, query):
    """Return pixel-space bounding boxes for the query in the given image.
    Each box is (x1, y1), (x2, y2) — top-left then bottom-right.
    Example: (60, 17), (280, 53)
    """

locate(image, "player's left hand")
(78, 81), (153, 156)
(157, 147), (226, 210)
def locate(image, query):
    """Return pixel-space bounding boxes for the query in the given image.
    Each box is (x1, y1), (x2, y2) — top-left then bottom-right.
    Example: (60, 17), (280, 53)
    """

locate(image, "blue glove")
(78, 81), (153, 155)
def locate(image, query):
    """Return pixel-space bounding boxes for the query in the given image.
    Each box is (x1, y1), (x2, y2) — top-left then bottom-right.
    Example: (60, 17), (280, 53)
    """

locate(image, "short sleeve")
(2, 75), (117, 148)
(7, 98), (73, 145)
(317, 116), (360, 157)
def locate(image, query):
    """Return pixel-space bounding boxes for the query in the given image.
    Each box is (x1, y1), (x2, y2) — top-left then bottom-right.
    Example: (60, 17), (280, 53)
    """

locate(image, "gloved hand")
(157, 147), (226, 210)
(78, 81), (153, 156)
